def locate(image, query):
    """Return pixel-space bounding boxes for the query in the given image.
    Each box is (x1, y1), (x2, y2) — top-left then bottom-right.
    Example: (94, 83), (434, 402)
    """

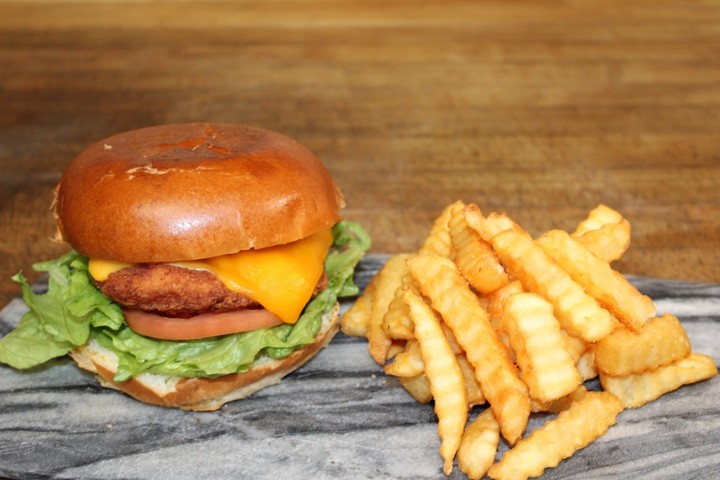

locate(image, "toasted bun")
(53, 123), (344, 263)
(69, 304), (339, 411)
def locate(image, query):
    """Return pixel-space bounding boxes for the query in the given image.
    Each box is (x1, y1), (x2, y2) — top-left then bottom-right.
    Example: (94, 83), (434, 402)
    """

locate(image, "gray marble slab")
(0, 254), (718, 479)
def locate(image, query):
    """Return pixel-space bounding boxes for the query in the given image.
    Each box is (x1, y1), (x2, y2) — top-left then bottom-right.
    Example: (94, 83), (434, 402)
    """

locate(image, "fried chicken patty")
(97, 263), (328, 318)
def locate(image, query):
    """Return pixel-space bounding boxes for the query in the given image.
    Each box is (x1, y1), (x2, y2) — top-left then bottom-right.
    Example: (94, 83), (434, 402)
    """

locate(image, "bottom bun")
(69, 304), (339, 411)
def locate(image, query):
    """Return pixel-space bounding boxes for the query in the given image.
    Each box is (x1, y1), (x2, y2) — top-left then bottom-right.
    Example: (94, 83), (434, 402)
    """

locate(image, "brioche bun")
(53, 123), (345, 263)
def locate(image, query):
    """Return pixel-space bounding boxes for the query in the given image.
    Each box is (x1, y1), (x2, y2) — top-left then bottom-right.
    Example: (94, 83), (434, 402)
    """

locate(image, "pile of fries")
(341, 202), (717, 479)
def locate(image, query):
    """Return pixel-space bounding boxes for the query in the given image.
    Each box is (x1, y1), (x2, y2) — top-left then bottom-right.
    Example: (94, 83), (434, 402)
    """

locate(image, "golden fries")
(399, 373), (433, 404)
(404, 289), (467, 475)
(449, 203), (508, 295)
(418, 202), (457, 258)
(491, 228), (617, 342)
(381, 270), (417, 341)
(575, 221), (631, 262)
(457, 354), (486, 407)
(600, 353), (718, 408)
(343, 201), (716, 479)
(464, 205), (517, 242)
(408, 254), (530, 445)
(393, 352), (486, 408)
(457, 409), (500, 480)
(386, 340), (405, 360)
(340, 268), (377, 338)
(537, 229), (655, 331)
(572, 204), (631, 262)
(485, 280), (523, 355)
(544, 385), (589, 414)
(367, 253), (412, 364)
(502, 292), (582, 402)
(576, 346), (598, 381)
(595, 313), (691, 376)
(573, 204), (624, 236)
(381, 203), (458, 342)
(384, 339), (424, 377)
(488, 392), (624, 480)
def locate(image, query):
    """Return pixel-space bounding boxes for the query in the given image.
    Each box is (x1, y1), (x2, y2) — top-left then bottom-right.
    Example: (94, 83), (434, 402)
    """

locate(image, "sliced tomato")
(123, 308), (285, 340)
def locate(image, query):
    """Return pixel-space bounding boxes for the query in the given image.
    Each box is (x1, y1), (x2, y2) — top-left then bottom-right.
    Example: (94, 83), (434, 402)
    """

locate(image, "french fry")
(457, 409), (500, 480)
(384, 340), (424, 377)
(502, 292), (582, 402)
(533, 385), (590, 414)
(536, 229), (655, 331)
(463, 205), (518, 242)
(576, 346), (598, 381)
(595, 314), (691, 376)
(490, 228), (617, 342)
(340, 272), (377, 338)
(399, 373), (433, 404)
(384, 306), (463, 379)
(486, 280), (523, 355)
(408, 254), (530, 444)
(476, 294), (490, 310)
(404, 289), (467, 476)
(545, 385), (589, 414)
(562, 330), (588, 364)
(442, 322), (463, 355)
(449, 204), (508, 295)
(572, 204), (624, 236)
(381, 293), (413, 340)
(572, 204), (631, 262)
(488, 281), (587, 368)
(367, 254), (412, 364)
(418, 202), (459, 258)
(457, 354), (486, 407)
(600, 353), (718, 408)
(386, 340), (406, 360)
(487, 281), (524, 325)
(382, 204), (458, 341)
(381, 269), (417, 340)
(488, 392), (624, 480)
(577, 220), (630, 262)
(575, 221), (631, 263)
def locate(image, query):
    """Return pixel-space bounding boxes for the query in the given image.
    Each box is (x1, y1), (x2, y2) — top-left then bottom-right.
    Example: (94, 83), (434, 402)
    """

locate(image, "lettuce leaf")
(0, 253), (124, 369)
(0, 221), (370, 382)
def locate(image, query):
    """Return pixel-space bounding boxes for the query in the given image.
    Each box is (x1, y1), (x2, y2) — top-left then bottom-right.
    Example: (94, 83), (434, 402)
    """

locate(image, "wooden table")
(1, 0), (719, 308)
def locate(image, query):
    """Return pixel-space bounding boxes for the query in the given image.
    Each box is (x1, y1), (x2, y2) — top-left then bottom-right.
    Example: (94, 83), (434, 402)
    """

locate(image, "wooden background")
(1, 0), (719, 308)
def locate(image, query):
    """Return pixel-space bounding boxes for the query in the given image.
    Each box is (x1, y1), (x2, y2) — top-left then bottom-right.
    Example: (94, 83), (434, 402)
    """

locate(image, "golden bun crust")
(54, 123), (344, 263)
(69, 304), (339, 411)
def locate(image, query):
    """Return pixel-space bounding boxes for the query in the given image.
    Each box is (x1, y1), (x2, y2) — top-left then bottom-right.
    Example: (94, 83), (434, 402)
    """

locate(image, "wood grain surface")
(1, 0), (719, 308)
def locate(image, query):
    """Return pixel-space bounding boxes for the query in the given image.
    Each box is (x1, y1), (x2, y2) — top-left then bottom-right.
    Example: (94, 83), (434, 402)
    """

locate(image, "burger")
(0, 123), (370, 410)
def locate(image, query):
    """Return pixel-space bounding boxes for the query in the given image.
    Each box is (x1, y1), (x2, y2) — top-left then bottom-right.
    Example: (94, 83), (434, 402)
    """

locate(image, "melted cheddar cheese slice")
(88, 229), (334, 324)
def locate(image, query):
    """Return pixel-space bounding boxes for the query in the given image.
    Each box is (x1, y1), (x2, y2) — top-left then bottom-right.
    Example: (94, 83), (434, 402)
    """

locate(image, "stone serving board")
(0, 254), (718, 479)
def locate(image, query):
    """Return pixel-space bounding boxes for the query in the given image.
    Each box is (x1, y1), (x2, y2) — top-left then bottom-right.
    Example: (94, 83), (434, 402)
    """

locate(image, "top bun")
(53, 123), (344, 263)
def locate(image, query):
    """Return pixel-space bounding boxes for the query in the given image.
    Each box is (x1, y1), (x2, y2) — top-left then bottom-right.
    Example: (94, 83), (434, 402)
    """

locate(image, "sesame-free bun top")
(53, 123), (344, 263)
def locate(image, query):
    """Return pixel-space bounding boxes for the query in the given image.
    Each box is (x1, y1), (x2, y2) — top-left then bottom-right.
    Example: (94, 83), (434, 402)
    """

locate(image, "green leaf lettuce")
(0, 221), (370, 382)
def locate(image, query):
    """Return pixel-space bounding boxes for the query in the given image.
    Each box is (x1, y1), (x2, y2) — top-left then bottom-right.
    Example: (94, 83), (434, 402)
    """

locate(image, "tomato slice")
(123, 308), (285, 340)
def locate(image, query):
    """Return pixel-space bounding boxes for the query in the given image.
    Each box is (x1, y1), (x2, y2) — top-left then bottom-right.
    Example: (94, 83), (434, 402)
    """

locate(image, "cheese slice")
(87, 229), (334, 324)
